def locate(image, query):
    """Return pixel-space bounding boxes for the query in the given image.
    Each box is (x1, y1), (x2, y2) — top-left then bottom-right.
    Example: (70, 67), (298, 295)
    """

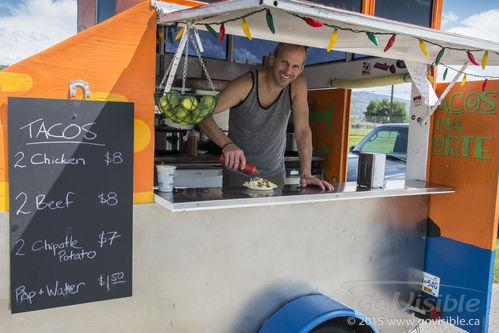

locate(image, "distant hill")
(351, 91), (410, 120)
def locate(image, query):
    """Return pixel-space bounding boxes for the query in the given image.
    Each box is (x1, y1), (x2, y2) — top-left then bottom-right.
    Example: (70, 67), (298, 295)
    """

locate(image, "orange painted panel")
(308, 89), (352, 183)
(0, 1), (157, 210)
(429, 80), (499, 250)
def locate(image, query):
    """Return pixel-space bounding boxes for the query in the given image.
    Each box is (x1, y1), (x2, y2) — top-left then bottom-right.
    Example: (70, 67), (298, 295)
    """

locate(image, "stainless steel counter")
(154, 179), (454, 211)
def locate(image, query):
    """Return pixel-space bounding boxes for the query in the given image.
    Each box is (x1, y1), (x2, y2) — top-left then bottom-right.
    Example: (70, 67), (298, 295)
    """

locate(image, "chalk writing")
(15, 286), (37, 304)
(98, 231), (122, 248)
(98, 192), (118, 206)
(58, 248), (97, 262)
(14, 239), (26, 256)
(14, 280), (86, 304)
(32, 235), (82, 255)
(19, 118), (98, 141)
(45, 280), (86, 297)
(9, 97), (133, 313)
(104, 151), (123, 166)
(15, 192), (31, 215)
(36, 192), (75, 211)
(98, 272), (126, 293)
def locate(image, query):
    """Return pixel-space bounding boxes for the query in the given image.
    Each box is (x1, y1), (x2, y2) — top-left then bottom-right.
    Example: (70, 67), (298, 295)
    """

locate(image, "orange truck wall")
(0, 1), (157, 211)
(308, 89), (352, 183)
(429, 80), (499, 251)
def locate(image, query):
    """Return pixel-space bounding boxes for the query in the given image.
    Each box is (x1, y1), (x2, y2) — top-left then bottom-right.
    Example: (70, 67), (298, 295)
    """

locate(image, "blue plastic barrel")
(258, 294), (378, 333)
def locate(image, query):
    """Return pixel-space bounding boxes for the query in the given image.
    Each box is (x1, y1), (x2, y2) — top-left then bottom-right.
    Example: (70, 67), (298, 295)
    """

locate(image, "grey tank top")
(228, 70), (292, 177)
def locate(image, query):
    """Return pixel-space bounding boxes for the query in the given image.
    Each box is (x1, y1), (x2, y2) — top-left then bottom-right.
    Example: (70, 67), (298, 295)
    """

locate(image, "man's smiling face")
(269, 44), (306, 88)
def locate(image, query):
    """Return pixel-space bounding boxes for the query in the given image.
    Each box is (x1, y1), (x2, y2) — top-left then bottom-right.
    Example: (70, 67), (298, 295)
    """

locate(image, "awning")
(154, 0), (499, 66)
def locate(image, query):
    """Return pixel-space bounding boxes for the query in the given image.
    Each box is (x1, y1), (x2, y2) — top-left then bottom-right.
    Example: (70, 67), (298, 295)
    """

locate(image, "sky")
(0, 0), (498, 99)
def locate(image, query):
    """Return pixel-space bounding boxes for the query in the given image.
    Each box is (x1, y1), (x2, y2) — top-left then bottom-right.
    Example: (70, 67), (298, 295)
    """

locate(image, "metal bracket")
(419, 62), (469, 126)
(69, 80), (91, 98)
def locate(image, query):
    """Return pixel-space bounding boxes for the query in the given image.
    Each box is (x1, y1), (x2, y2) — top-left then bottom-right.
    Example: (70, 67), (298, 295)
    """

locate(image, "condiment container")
(187, 129), (199, 157)
(218, 154), (257, 175)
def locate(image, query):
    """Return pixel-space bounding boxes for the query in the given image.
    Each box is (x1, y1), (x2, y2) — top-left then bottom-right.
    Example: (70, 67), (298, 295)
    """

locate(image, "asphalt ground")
(418, 284), (498, 333)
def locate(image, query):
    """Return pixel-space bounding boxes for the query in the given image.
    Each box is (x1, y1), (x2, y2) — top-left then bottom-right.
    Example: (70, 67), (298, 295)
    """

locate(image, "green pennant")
(443, 68), (448, 80)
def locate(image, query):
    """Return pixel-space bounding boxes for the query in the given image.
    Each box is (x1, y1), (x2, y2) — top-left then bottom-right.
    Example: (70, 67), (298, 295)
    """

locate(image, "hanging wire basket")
(155, 23), (219, 129)
(154, 91), (218, 127)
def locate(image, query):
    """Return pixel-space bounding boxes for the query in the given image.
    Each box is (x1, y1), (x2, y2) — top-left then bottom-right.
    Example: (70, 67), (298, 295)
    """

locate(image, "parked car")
(347, 123), (408, 182)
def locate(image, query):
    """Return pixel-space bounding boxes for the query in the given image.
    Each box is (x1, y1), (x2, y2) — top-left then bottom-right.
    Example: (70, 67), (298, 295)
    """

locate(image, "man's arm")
(291, 75), (334, 191)
(197, 72), (252, 171)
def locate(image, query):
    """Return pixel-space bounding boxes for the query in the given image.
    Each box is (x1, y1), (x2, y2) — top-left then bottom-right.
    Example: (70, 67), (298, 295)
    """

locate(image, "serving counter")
(154, 179), (454, 211)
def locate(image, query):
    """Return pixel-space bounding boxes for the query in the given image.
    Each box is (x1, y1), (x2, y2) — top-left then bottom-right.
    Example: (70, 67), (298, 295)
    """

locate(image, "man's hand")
(300, 176), (334, 191)
(222, 142), (246, 172)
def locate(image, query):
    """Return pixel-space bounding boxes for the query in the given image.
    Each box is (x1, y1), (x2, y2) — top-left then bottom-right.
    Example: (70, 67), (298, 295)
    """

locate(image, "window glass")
(357, 128), (403, 156)
(308, 0), (362, 12)
(306, 48), (346, 65)
(97, 0), (115, 23)
(353, 53), (371, 60)
(374, 0), (433, 27)
(234, 36), (276, 64)
(164, 28), (226, 60)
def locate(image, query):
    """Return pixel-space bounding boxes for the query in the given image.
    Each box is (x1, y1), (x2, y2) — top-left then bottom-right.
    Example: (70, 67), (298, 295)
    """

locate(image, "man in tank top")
(198, 43), (333, 191)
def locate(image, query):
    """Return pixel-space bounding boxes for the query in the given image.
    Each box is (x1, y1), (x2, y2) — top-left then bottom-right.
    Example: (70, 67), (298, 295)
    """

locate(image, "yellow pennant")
(327, 29), (338, 52)
(419, 39), (429, 57)
(427, 72), (434, 83)
(175, 26), (185, 40)
(242, 18), (252, 40)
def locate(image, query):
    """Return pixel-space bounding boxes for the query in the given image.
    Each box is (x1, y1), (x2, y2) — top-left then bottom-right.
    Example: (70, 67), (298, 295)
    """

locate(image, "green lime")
(182, 96), (198, 111)
(166, 91), (181, 108)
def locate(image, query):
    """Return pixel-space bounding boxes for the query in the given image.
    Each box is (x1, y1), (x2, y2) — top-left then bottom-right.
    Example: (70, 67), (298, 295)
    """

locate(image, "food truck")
(0, 0), (498, 332)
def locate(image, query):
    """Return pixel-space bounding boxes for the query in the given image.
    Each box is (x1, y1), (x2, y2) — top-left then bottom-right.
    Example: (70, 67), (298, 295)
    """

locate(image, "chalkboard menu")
(8, 97), (134, 313)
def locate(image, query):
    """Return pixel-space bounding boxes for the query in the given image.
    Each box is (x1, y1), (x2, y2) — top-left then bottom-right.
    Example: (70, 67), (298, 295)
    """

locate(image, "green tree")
(364, 99), (408, 123)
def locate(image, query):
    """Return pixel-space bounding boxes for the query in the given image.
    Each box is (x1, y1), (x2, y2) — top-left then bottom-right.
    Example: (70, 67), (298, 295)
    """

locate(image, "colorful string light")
(435, 48), (445, 65)
(482, 79), (488, 92)
(419, 39), (429, 57)
(266, 9), (275, 33)
(384, 34), (396, 52)
(190, 8), (499, 83)
(167, 26), (174, 44)
(427, 72), (434, 83)
(366, 32), (378, 46)
(466, 51), (480, 66)
(158, 28), (166, 43)
(205, 24), (218, 38)
(327, 29), (338, 52)
(304, 17), (323, 27)
(218, 23), (225, 44)
(482, 50), (488, 70)
(242, 18), (252, 40)
(175, 26), (185, 40)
